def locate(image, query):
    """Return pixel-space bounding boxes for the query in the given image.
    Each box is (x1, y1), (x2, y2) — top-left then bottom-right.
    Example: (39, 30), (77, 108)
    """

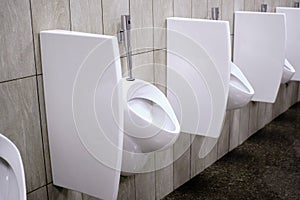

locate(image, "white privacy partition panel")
(40, 30), (123, 200)
(167, 18), (230, 157)
(276, 7), (300, 81)
(233, 12), (286, 103)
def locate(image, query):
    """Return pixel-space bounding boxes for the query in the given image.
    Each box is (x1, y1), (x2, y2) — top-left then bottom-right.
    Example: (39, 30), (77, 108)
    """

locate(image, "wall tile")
(82, 194), (101, 200)
(255, 0), (281, 12)
(233, 0), (245, 30)
(248, 102), (259, 137)
(0, 77), (46, 192)
(30, 0), (70, 74)
(173, 133), (191, 189)
(153, 0), (173, 50)
(285, 82), (299, 109)
(155, 145), (173, 172)
(0, 0), (35, 82)
(192, 0), (208, 19)
(298, 82), (300, 102)
(130, 0), (153, 54)
(102, 0), (129, 56)
(27, 186), (48, 200)
(155, 145), (173, 199)
(280, 0), (289, 6)
(153, 50), (167, 93)
(291, 82), (299, 105)
(284, 0), (297, 7)
(208, 0), (222, 19)
(190, 135), (205, 177)
(47, 184), (82, 200)
(174, 0), (192, 17)
(155, 164), (173, 199)
(37, 76), (52, 183)
(217, 111), (231, 159)
(229, 109), (240, 151)
(117, 176), (135, 200)
(135, 172), (156, 200)
(221, 0), (234, 32)
(264, 103), (273, 125)
(132, 51), (154, 83)
(244, 0), (255, 11)
(239, 103), (250, 144)
(173, 148), (191, 189)
(121, 51), (154, 82)
(204, 138), (218, 168)
(257, 102), (266, 130)
(102, 0), (129, 35)
(70, 0), (103, 34)
(273, 85), (286, 118)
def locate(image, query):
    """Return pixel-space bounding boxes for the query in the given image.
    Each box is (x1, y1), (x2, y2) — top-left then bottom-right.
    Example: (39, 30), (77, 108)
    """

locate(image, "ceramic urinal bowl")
(40, 30), (124, 200)
(121, 78), (180, 174)
(234, 12), (286, 103)
(227, 62), (255, 110)
(276, 7), (300, 81)
(122, 78), (180, 153)
(167, 18), (231, 157)
(281, 59), (296, 83)
(0, 134), (26, 200)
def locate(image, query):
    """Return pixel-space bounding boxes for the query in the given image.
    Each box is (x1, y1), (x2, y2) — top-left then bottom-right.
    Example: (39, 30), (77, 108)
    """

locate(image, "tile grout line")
(27, 0), (49, 197)
(0, 74), (37, 85)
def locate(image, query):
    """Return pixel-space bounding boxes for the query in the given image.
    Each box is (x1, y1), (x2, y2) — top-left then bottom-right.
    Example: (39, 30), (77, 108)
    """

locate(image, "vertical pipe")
(261, 4), (267, 12)
(121, 15), (135, 81)
(211, 7), (219, 20)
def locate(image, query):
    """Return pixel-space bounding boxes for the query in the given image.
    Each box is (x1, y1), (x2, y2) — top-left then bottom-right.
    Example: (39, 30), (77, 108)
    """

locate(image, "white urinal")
(234, 11), (286, 103)
(123, 78), (180, 153)
(121, 78), (180, 174)
(227, 62), (255, 110)
(281, 59), (296, 83)
(167, 18), (231, 157)
(0, 134), (26, 200)
(40, 30), (123, 200)
(276, 8), (300, 81)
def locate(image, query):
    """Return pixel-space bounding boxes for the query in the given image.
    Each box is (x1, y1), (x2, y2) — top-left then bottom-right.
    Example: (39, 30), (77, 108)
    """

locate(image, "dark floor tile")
(163, 103), (300, 200)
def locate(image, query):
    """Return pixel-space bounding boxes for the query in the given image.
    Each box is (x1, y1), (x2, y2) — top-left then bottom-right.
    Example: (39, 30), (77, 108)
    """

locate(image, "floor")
(164, 103), (300, 200)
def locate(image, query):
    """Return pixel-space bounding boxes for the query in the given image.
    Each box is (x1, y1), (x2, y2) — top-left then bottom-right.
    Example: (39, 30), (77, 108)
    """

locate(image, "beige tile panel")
(153, 0), (173, 49)
(30, 0), (70, 74)
(0, 77), (46, 192)
(70, 0), (103, 34)
(0, 0), (35, 81)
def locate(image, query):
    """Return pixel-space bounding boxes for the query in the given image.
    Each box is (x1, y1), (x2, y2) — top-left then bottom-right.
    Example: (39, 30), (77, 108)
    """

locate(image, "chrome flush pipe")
(261, 3), (268, 12)
(211, 7), (220, 20)
(118, 15), (134, 81)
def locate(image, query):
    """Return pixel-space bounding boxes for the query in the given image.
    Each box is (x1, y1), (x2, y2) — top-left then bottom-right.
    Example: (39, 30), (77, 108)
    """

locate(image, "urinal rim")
(229, 80), (253, 95)
(230, 63), (255, 96)
(284, 59), (296, 73)
(127, 97), (179, 134)
(123, 78), (180, 135)
(0, 134), (26, 200)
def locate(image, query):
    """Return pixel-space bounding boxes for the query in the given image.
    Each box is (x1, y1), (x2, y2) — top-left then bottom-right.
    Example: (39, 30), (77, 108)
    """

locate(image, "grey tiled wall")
(0, 0), (299, 199)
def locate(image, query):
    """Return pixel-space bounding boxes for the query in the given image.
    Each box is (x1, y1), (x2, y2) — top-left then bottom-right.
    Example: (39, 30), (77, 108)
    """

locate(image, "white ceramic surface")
(121, 78), (180, 174)
(167, 18), (230, 157)
(276, 7), (300, 81)
(233, 11), (286, 103)
(227, 62), (255, 110)
(40, 30), (123, 200)
(281, 59), (296, 83)
(167, 17), (230, 138)
(0, 134), (26, 200)
(123, 78), (180, 153)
